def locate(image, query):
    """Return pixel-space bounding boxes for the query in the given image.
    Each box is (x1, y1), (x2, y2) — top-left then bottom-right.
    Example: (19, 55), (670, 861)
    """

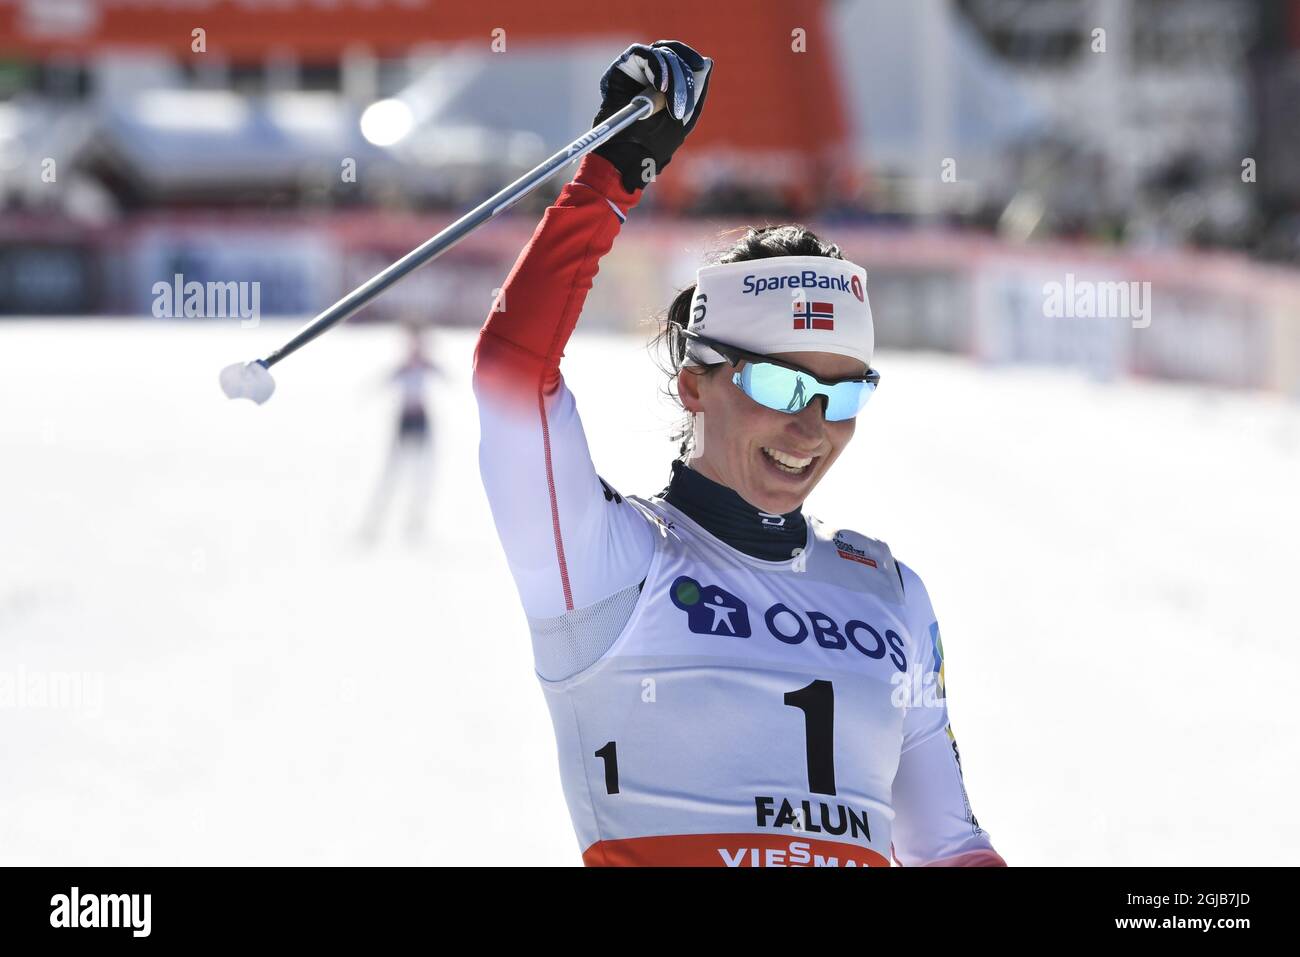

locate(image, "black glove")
(592, 40), (713, 194)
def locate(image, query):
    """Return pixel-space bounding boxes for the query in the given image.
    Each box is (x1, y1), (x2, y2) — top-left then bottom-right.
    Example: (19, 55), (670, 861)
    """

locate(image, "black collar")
(658, 459), (807, 561)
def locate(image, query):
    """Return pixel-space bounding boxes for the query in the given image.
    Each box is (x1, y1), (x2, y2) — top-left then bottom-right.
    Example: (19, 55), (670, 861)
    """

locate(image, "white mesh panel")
(528, 581), (643, 681)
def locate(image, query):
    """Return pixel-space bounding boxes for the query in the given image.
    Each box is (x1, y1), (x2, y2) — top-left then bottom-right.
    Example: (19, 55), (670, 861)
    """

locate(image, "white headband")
(682, 255), (874, 369)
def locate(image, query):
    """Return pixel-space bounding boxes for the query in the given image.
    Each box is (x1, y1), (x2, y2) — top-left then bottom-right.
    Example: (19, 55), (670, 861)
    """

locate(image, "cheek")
(702, 375), (742, 424)
(828, 420), (855, 457)
(704, 378), (767, 455)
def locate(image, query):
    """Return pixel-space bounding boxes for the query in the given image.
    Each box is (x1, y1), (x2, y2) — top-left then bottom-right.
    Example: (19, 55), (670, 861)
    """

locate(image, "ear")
(678, 365), (704, 413)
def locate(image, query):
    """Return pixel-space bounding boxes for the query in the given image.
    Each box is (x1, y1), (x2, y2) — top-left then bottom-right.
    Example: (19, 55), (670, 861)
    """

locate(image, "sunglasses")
(681, 329), (881, 421)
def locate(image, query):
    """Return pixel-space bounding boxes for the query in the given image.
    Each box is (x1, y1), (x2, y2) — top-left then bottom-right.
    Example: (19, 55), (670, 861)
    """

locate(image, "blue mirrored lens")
(825, 379), (875, 420)
(744, 363), (817, 414)
(733, 363), (875, 421)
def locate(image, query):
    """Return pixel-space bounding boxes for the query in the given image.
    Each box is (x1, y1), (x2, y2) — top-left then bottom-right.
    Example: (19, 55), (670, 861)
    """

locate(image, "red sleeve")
(473, 153), (643, 402)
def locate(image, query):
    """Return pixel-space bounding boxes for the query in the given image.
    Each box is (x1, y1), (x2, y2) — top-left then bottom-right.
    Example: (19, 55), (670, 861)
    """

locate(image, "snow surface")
(1, 319), (1297, 865)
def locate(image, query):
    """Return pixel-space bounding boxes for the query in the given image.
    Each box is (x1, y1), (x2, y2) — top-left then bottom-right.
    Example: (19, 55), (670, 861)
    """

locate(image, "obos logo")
(670, 576), (751, 637)
(669, 575), (907, 670)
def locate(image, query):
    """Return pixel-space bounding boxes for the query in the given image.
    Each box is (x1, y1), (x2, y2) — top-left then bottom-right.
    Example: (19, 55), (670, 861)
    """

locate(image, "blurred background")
(1, 0), (1297, 865)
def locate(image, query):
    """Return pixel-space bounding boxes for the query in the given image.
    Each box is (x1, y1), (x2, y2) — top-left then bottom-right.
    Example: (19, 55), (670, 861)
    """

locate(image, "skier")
(359, 323), (443, 542)
(783, 373), (808, 412)
(473, 40), (1006, 867)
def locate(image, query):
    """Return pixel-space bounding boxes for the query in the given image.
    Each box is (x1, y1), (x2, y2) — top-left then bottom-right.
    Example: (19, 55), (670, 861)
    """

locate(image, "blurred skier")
(359, 324), (444, 542)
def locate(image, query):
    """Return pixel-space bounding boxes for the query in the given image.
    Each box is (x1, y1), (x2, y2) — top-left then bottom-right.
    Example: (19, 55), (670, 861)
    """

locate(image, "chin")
(747, 480), (806, 514)
(747, 446), (823, 513)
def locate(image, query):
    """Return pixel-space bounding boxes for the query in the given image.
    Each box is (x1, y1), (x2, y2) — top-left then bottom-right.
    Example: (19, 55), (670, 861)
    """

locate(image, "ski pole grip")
(633, 89), (667, 118)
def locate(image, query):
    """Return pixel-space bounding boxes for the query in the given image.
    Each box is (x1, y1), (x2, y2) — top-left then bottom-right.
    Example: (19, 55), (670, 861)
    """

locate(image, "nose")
(788, 395), (827, 441)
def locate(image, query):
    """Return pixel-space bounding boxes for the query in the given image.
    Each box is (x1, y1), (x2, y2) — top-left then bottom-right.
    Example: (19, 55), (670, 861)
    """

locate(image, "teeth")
(762, 447), (813, 472)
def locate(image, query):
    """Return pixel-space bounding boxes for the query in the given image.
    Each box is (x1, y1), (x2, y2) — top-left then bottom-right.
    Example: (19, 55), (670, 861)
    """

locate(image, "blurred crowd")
(1, 0), (1299, 335)
(1, 2), (1296, 250)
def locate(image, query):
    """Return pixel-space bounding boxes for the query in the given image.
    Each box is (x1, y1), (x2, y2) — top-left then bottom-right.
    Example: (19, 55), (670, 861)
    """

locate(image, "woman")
(473, 40), (1005, 867)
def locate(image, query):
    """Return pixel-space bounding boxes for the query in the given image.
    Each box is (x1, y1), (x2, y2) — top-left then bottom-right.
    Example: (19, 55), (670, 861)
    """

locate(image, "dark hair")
(647, 224), (846, 461)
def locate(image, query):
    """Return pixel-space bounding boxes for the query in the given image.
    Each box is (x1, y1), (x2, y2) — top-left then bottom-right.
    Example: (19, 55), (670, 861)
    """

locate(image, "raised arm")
(891, 560), (1007, 866)
(473, 40), (712, 663)
(472, 153), (656, 624)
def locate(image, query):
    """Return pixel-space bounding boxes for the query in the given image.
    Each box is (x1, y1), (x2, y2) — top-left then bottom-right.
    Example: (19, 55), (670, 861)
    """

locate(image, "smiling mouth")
(761, 446), (817, 477)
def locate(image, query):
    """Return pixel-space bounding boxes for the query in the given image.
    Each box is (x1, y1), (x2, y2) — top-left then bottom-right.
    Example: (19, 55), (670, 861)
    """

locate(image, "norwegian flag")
(792, 300), (834, 330)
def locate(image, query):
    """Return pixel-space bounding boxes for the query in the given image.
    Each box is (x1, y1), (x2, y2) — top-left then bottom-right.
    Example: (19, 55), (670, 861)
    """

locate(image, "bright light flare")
(360, 98), (414, 146)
